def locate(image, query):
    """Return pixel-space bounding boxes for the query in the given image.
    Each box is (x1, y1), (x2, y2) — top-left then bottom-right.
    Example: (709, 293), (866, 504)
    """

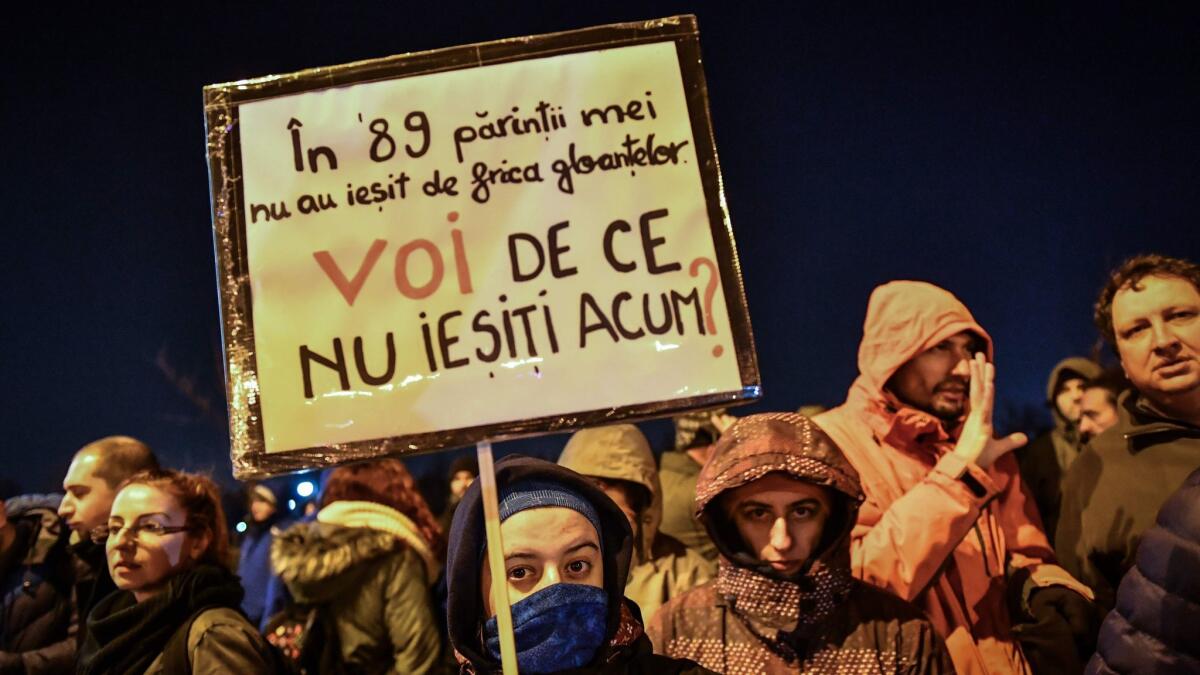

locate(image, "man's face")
(59, 451), (118, 538)
(1112, 275), (1200, 402)
(480, 506), (603, 618)
(1078, 387), (1119, 441)
(888, 331), (981, 420)
(1054, 377), (1087, 423)
(450, 471), (475, 500)
(721, 473), (833, 576)
(249, 498), (276, 523)
(594, 480), (639, 535)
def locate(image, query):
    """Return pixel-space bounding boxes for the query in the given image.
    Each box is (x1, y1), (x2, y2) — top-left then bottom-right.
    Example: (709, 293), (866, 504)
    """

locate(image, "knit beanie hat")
(491, 479), (603, 551)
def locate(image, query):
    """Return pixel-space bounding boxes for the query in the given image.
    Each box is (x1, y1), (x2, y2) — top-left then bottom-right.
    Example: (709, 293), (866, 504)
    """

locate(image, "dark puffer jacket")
(1085, 466), (1200, 674)
(445, 455), (713, 675)
(648, 413), (953, 674)
(0, 495), (75, 675)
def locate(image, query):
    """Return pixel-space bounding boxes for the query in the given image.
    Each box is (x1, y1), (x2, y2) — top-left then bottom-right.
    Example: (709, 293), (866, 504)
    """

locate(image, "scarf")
(717, 557), (854, 661)
(317, 500), (438, 584)
(78, 563), (244, 675)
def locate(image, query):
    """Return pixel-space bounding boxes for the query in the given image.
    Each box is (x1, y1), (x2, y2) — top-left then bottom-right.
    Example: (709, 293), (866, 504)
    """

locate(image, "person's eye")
(565, 560), (591, 575)
(507, 566), (531, 581)
(792, 505), (818, 519)
(743, 507), (769, 521)
(1168, 310), (1197, 322)
(931, 342), (951, 352)
(71, 487), (89, 498)
(1121, 322), (1150, 339)
(140, 522), (167, 535)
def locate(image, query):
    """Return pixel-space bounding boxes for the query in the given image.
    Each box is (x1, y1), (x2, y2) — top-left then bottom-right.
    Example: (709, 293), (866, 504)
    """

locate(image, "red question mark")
(689, 256), (723, 357)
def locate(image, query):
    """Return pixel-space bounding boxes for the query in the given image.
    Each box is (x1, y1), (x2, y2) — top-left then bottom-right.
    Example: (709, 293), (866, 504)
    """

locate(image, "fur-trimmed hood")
(271, 503), (430, 604)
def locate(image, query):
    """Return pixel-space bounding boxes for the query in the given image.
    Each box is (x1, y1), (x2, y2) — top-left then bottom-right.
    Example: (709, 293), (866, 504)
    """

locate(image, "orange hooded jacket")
(814, 281), (1092, 675)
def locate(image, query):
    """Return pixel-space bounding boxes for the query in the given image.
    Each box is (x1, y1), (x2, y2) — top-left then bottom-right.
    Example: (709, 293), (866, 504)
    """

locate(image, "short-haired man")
(1057, 254), (1200, 609)
(1077, 370), (1126, 443)
(57, 436), (158, 652)
(815, 280), (1096, 675)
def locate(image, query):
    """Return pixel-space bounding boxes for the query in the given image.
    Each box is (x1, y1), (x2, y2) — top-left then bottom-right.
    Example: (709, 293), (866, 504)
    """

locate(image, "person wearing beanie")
(237, 483), (283, 628)
(445, 455), (713, 674)
(1015, 356), (1102, 546)
(558, 424), (713, 623)
(649, 413), (952, 674)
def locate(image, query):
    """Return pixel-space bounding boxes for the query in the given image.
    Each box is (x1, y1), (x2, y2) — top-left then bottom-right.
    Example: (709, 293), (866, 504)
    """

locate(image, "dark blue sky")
(4, 3), (1199, 496)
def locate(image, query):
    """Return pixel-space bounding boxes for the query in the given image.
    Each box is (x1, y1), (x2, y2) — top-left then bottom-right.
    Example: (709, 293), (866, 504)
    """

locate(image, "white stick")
(476, 439), (518, 674)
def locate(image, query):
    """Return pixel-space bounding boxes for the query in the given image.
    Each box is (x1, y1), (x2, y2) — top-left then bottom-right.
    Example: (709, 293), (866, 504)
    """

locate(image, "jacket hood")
(4, 494), (66, 566)
(557, 424), (661, 561)
(1045, 356), (1101, 426)
(445, 454), (635, 672)
(271, 517), (410, 604)
(852, 280), (993, 399)
(696, 412), (863, 578)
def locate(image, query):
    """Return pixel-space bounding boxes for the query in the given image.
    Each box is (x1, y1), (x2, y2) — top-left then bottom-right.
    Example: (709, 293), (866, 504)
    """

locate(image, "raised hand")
(953, 353), (1027, 470)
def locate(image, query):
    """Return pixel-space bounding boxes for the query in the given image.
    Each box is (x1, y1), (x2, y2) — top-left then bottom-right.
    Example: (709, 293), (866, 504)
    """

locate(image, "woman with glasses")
(77, 469), (274, 675)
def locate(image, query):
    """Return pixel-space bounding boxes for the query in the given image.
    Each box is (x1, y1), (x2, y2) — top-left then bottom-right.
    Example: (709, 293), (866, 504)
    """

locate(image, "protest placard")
(205, 15), (760, 479)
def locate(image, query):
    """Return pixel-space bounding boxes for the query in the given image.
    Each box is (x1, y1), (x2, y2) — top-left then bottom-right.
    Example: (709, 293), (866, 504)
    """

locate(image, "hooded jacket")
(0, 494), (75, 675)
(445, 455), (713, 675)
(1085, 466), (1200, 674)
(237, 509), (286, 628)
(1055, 389), (1200, 609)
(272, 500), (442, 675)
(649, 413), (952, 674)
(558, 425), (715, 623)
(1018, 357), (1102, 544)
(814, 281), (1092, 675)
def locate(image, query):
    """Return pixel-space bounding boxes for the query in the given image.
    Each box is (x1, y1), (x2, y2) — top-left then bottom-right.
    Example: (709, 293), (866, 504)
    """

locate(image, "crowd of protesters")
(1, 252), (1198, 674)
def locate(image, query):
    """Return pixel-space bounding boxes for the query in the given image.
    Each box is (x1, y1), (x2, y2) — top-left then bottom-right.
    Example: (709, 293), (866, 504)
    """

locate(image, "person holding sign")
(648, 413), (951, 673)
(557, 424), (714, 624)
(444, 455), (714, 674)
(813, 281), (1099, 674)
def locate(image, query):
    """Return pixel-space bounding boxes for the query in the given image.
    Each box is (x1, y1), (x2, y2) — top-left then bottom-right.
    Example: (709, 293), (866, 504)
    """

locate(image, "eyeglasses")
(90, 521), (194, 544)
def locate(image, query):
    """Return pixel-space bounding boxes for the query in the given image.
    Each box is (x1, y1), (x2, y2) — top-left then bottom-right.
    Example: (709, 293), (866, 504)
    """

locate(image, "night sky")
(5, 4), (1199, 501)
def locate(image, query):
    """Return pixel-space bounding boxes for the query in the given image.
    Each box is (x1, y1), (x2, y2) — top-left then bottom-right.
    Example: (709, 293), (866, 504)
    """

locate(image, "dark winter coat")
(445, 455), (713, 675)
(70, 538), (116, 654)
(78, 563), (272, 675)
(237, 514), (282, 627)
(0, 495), (74, 675)
(1017, 357), (1102, 544)
(1056, 390), (1200, 609)
(649, 413), (953, 674)
(272, 501), (443, 674)
(1085, 466), (1200, 674)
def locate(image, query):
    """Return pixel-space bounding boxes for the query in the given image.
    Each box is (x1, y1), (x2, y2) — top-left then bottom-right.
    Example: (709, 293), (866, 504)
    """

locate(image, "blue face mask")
(484, 583), (609, 674)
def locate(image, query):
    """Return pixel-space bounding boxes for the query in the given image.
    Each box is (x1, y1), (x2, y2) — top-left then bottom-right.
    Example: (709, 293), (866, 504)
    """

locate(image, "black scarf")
(78, 563), (244, 675)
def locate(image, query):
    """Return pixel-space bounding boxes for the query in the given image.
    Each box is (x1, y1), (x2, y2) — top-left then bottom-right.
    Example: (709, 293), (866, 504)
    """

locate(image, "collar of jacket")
(1120, 390), (1200, 451)
(317, 500), (438, 584)
(871, 388), (961, 461)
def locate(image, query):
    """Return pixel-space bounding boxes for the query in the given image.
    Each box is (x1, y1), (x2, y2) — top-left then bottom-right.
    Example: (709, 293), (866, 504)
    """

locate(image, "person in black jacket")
(57, 436), (160, 658)
(0, 493), (74, 674)
(444, 454), (713, 674)
(1085, 466), (1200, 674)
